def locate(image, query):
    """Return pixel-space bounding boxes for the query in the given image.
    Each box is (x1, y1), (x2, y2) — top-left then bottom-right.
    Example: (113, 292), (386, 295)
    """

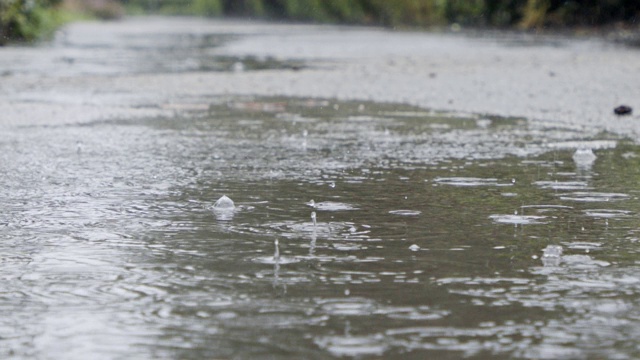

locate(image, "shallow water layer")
(2, 97), (640, 359)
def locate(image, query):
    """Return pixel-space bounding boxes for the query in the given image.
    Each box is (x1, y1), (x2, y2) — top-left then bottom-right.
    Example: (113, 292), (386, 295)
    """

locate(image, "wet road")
(2, 16), (640, 360)
(0, 17), (639, 131)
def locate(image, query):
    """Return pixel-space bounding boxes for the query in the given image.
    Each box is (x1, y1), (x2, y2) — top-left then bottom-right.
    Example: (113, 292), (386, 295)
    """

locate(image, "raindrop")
(273, 239), (280, 263)
(213, 195), (235, 209)
(212, 195), (236, 221)
(542, 245), (563, 258)
(409, 244), (420, 251)
(311, 211), (317, 228)
(573, 148), (596, 169)
(541, 244), (563, 266)
(329, 182), (336, 188)
(232, 61), (244, 72)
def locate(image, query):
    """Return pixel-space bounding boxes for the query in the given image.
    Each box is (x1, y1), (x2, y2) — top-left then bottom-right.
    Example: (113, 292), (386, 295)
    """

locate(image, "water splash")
(213, 195), (235, 209)
(541, 245), (563, 267)
(572, 148), (596, 170)
(252, 239), (300, 265)
(212, 195), (236, 221)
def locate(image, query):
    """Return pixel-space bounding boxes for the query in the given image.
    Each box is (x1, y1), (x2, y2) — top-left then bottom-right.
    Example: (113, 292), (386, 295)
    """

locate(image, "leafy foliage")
(3, 0), (639, 44)
(121, 0), (639, 28)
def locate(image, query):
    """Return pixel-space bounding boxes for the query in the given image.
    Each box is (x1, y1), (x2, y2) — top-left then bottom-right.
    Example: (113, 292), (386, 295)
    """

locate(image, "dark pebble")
(614, 105), (633, 115)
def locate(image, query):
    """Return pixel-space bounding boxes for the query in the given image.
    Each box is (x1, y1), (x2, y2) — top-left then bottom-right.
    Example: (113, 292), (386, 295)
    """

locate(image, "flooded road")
(2, 17), (640, 359)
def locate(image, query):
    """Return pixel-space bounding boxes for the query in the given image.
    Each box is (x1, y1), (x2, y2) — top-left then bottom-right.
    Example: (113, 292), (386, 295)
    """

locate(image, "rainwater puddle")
(3, 96), (640, 359)
(8, 30), (305, 76)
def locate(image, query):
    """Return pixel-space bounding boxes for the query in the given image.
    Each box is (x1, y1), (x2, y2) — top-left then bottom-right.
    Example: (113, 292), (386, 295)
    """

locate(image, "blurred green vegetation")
(0, 0), (121, 44)
(1, 0), (63, 43)
(123, 0), (640, 28)
(2, 0), (639, 44)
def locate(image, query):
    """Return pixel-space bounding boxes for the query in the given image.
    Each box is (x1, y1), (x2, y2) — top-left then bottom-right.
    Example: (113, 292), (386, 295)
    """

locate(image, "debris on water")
(614, 105), (632, 115)
(213, 195), (235, 209)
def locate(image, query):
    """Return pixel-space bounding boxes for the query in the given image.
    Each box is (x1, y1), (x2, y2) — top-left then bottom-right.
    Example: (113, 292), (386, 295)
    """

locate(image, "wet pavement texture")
(2, 17), (640, 359)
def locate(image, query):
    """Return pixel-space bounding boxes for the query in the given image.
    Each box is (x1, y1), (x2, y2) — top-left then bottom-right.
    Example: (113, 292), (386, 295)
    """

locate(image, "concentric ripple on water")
(3, 96), (640, 359)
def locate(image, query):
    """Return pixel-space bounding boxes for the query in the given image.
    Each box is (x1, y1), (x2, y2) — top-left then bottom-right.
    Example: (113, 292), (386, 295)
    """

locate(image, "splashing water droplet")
(542, 245), (563, 258)
(409, 244), (420, 251)
(541, 245), (563, 266)
(232, 61), (244, 72)
(573, 148), (597, 169)
(213, 195), (235, 209)
(311, 211), (317, 228)
(329, 182), (336, 188)
(274, 239), (280, 262)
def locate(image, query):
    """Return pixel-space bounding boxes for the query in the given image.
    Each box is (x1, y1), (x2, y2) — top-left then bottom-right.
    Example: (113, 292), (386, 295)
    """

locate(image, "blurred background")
(1, 0), (639, 44)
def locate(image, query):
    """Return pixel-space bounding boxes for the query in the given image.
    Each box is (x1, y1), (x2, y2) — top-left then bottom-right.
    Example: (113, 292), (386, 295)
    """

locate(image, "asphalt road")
(1, 16), (639, 136)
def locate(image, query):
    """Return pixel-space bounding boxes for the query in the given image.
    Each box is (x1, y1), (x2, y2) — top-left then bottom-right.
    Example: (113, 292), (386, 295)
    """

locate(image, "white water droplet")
(573, 148), (596, 169)
(232, 61), (244, 72)
(274, 239), (280, 262)
(409, 244), (420, 251)
(542, 245), (563, 258)
(213, 195), (235, 209)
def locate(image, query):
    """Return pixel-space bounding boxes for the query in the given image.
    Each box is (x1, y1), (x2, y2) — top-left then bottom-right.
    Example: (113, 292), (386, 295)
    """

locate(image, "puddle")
(3, 95), (640, 359)
(9, 32), (306, 76)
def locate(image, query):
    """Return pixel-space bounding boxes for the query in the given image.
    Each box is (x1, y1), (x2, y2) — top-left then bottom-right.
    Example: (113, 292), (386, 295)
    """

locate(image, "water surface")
(2, 97), (640, 359)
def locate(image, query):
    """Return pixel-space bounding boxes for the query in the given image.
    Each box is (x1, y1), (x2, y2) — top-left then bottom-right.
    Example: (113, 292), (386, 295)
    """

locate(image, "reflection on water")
(3, 97), (640, 358)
